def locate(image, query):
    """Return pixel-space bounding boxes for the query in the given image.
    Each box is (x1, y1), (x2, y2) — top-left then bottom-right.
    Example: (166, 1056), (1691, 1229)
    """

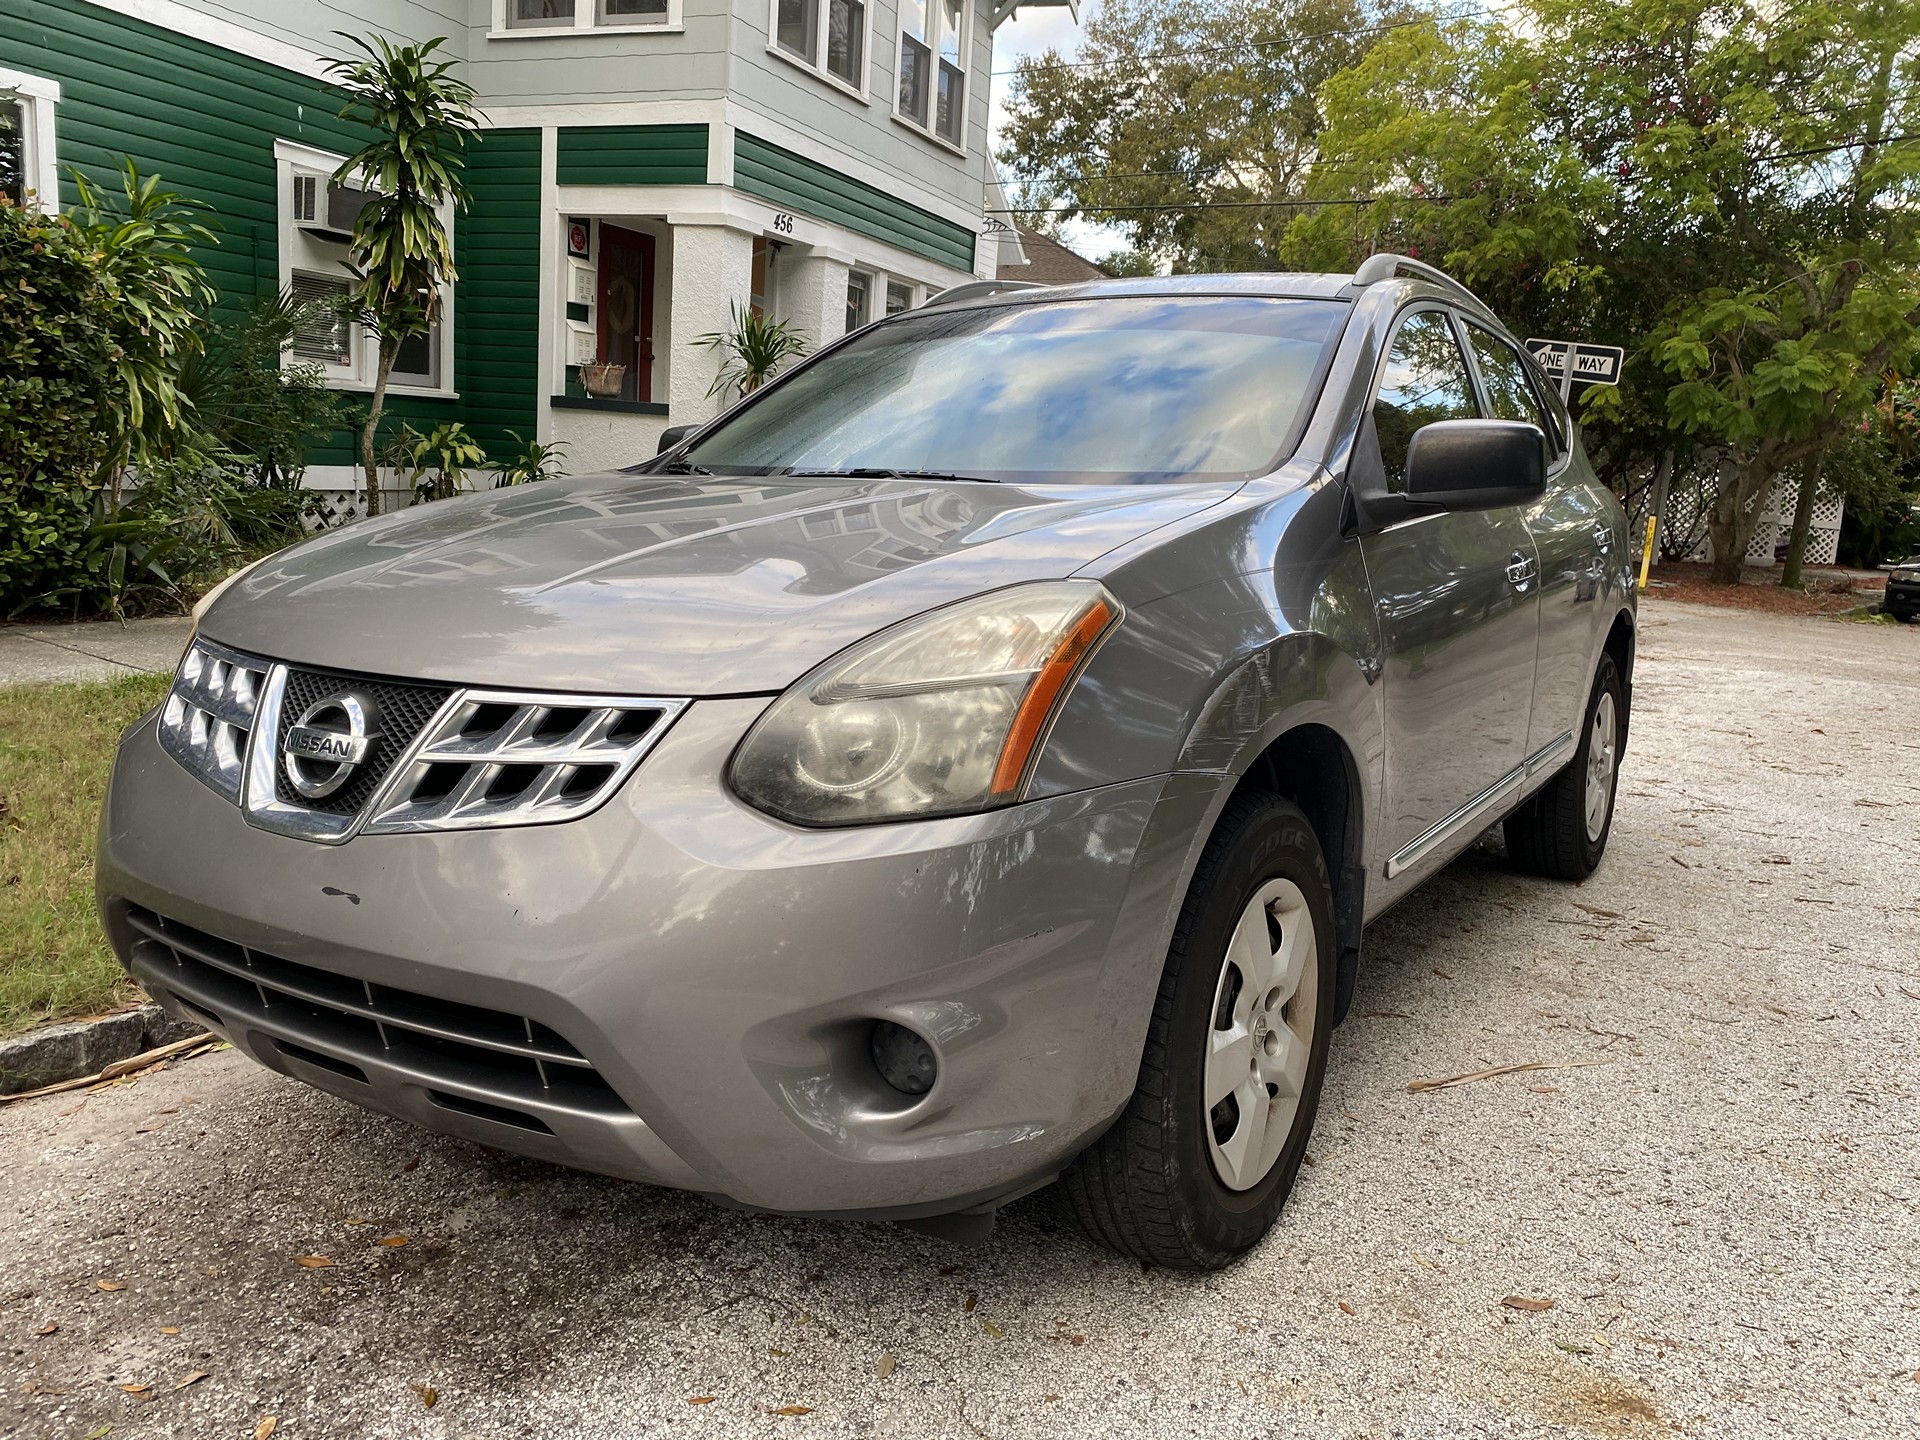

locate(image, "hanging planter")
(579, 361), (627, 399)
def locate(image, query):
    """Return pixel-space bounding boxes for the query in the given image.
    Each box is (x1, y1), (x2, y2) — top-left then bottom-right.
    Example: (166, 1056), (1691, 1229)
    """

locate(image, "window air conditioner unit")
(294, 174), (371, 244)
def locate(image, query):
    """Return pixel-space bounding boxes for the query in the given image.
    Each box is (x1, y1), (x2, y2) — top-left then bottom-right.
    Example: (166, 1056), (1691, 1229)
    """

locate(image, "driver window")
(1374, 311), (1478, 490)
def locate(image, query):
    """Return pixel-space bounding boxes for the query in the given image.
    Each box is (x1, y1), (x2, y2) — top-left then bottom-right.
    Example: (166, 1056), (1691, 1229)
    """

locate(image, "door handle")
(1506, 551), (1537, 590)
(1592, 525), (1614, 553)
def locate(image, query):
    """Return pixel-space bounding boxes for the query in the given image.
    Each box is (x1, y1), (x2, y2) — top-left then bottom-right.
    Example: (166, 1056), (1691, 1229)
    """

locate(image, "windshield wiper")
(656, 456), (712, 475)
(781, 467), (1000, 483)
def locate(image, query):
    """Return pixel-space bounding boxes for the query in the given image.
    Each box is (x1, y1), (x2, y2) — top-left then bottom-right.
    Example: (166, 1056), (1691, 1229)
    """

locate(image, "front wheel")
(1504, 653), (1624, 881)
(1058, 793), (1336, 1270)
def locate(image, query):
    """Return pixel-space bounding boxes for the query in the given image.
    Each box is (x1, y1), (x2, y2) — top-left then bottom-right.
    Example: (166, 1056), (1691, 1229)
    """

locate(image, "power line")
(989, 8), (1497, 78)
(990, 195), (1454, 213)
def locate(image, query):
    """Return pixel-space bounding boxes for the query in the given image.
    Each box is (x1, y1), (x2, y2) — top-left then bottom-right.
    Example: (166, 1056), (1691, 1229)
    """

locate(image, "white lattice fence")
(1686, 477), (1845, 567)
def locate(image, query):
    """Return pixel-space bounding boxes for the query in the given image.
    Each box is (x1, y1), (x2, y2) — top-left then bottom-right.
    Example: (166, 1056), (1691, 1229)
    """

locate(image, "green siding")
(555, 124), (709, 186)
(3, 0), (540, 466)
(455, 128), (541, 461)
(732, 133), (975, 272)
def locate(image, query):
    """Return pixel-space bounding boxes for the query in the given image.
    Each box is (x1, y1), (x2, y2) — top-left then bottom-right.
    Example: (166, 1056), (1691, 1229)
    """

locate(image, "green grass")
(0, 673), (171, 1038)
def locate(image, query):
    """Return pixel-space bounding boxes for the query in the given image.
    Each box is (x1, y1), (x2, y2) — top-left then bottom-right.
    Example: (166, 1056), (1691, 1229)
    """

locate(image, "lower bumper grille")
(123, 906), (629, 1120)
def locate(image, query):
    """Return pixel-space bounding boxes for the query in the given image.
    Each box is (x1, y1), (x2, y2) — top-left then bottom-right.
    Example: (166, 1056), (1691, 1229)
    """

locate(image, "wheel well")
(1227, 723), (1366, 1022)
(1604, 610), (1635, 745)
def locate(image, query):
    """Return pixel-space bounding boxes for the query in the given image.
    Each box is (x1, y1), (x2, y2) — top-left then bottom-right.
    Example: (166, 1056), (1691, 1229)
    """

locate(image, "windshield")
(681, 295), (1347, 484)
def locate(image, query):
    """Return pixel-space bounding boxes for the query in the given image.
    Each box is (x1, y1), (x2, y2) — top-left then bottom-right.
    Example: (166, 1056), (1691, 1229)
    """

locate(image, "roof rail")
(919, 279), (1046, 309)
(1350, 253), (1492, 312)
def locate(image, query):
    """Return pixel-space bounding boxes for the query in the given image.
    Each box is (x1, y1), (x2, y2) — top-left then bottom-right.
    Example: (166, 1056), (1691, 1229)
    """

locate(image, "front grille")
(124, 906), (629, 1119)
(273, 669), (453, 815)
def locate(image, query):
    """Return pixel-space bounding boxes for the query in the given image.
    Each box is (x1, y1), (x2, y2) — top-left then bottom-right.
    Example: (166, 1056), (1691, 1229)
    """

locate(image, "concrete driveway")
(4, 600), (1917, 1440)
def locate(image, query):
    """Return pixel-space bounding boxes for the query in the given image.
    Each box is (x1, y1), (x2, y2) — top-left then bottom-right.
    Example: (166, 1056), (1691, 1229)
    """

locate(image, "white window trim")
(489, 0), (683, 38)
(766, 0), (875, 106)
(273, 138), (458, 400)
(0, 66), (61, 215)
(891, 0), (968, 153)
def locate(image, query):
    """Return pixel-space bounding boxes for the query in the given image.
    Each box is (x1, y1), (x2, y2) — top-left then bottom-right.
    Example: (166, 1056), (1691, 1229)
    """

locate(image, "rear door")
(1460, 320), (1608, 765)
(1358, 307), (1541, 891)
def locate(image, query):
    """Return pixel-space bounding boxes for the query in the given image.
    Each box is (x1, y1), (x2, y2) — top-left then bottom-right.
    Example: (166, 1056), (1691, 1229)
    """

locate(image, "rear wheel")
(1058, 793), (1335, 1270)
(1504, 653), (1623, 881)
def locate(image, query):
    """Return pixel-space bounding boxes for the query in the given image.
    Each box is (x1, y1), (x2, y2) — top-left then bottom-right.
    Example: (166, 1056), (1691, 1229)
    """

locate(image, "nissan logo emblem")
(283, 692), (381, 800)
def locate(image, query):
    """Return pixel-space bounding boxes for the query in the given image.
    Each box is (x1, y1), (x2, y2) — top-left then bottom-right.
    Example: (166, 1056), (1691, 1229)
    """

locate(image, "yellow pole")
(1638, 513), (1657, 592)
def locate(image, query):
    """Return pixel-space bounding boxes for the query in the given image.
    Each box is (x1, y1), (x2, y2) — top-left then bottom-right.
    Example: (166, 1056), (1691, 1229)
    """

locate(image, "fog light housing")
(870, 1020), (937, 1096)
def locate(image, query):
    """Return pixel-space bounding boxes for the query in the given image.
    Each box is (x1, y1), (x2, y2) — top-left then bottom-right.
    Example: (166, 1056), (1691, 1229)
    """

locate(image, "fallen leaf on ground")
(1573, 904), (1622, 919)
(962, 1292), (977, 1312)
(1502, 1295), (1555, 1312)
(293, 1255), (334, 1268)
(1432, 968), (1453, 979)
(173, 1371), (209, 1391)
(767, 1405), (812, 1416)
(158, 1326), (180, 1335)
(875, 1354), (896, 1379)
(409, 1382), (437, 1407)
(687, 1395), (715, 1404)
(36, 1320), (57, 1335)
(1528, 1085), (1562, 1094)
(1555, 1340), (1594, 1355)
(401, 1156), (421, 1173)
(376, 1236), (409, 1247)
(118, 1383), (152, 1396)
(95, 1279), (126, 1292)
(83, 1426), (110, 1439)
(768, 1348), (790, 1357)
(937, 1264), (959, 1276)
(981, 1319), (1004, 1338)
(135, 1121), (165, 1133)
(1337, 1301), (1356, 1316)
(1409, 1059), (1606, 1093)
(255, 1418), (278, 1440)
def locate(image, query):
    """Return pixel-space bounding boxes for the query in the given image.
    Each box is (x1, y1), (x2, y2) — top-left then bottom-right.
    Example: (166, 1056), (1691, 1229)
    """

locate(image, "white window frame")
(0, 67), (61, 216)
(767, 0), (874, 105)
(490, 0), (683, 38)
(274, 138), (456, 399)
(892, 0), (967, 154)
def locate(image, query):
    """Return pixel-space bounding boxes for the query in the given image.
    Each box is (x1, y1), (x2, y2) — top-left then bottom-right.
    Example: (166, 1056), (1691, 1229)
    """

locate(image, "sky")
(987, 3), (1126, 261)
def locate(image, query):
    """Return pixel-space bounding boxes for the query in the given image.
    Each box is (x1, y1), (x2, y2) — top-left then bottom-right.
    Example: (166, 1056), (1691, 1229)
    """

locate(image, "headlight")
(730, 581), (1122, 826)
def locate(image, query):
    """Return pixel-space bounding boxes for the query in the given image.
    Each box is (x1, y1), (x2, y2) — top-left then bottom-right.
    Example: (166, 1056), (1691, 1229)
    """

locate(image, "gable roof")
(994, 226), (1108, 285)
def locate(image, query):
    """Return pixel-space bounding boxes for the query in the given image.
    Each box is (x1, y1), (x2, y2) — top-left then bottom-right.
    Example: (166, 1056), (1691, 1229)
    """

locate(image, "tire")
(1058, 793), (1336, 1270)
(1504, 653), (1623, 881)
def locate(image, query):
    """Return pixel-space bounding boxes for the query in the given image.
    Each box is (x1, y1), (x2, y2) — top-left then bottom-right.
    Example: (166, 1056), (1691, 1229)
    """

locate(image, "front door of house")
(597, 225), (656, 403)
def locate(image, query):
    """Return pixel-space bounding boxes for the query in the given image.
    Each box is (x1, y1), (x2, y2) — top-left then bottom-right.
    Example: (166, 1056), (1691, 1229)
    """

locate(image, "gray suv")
(98, 256), (1633, 1269)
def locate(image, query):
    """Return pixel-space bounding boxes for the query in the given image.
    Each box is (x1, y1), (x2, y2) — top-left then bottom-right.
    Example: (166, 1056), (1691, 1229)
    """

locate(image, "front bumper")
(99, 698), (1198, 1218)
(1885, 577), (1920, 617)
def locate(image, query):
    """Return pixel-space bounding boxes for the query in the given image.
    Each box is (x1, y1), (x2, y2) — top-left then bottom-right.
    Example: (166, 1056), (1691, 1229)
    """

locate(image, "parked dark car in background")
(99, 256), (1635, 1270)
(1885, 557), (1920, 621)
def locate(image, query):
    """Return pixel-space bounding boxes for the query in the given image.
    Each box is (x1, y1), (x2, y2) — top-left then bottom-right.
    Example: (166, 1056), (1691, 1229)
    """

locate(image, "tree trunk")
(1704, 451), (1772, 585)
(359, 340), (399, 520)
(1780, 445), (1828, 590)
(1647, 447), (1675, 564)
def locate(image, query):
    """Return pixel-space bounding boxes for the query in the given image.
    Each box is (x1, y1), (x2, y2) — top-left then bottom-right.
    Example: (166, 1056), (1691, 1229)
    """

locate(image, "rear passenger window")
(1465, 323), (1558, 454)
(1373, 311), (1478, 490)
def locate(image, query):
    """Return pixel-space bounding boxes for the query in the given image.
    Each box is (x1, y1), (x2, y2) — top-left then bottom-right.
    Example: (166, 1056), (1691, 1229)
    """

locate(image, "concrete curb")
(0, 1004), (205, 1095)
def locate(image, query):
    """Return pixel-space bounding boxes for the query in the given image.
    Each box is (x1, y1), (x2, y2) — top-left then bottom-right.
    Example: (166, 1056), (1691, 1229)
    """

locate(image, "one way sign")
(1526, 338), (1625, 387)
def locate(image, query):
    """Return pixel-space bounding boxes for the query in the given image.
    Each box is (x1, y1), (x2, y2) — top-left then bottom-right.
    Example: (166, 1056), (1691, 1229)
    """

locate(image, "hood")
(201, 472), (1242, 694)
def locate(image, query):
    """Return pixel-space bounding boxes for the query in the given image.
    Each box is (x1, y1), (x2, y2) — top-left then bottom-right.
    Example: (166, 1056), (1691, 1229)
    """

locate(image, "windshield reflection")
(685, 296), (1347, 485)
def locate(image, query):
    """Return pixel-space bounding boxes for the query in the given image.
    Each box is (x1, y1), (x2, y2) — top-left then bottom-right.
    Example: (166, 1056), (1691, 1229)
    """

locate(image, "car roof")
(937, 272), (1361, 306)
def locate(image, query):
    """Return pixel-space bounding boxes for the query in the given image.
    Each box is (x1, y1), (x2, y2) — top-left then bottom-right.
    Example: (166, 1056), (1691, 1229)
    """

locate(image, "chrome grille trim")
(153, 641), (689, 844)
(360, 691), (688, 836)
(156, 640), (270, 802)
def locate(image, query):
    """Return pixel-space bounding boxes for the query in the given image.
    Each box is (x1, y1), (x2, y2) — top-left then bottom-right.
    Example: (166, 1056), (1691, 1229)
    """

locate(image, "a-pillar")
(666, 223), (757, 425)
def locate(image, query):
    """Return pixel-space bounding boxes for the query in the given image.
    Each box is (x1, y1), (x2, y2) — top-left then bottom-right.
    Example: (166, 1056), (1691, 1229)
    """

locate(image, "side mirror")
(656, 424), (694, 455)
(1403, 420), (1546, 510)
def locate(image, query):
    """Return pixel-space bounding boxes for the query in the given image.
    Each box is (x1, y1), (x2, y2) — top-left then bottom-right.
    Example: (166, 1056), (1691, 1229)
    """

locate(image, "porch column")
(666, 224), (757, 423)
(778, 250), (852, 355)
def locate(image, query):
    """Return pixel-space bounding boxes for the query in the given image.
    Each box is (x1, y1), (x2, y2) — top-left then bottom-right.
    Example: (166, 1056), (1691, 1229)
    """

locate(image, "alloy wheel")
(1204, 878), (1319, 1191)
(1584, 690), (1618, 843)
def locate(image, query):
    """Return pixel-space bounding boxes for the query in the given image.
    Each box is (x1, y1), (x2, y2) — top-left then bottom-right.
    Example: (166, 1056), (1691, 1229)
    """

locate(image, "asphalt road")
(5, 599), (1917, 1440)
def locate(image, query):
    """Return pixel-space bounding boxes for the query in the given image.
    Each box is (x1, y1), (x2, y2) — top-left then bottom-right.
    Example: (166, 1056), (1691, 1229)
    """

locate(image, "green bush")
(0, 199), (117, 614)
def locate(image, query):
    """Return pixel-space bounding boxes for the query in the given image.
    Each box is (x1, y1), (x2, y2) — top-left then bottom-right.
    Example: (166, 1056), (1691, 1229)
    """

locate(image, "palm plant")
(398, 421), (487, 504)
(326, 33), (478, 518)
(697, 302), (809, 398)
(494, 431), (568, 487)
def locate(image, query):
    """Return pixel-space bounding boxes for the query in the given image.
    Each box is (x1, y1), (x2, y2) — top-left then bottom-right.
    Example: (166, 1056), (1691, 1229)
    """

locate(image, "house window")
(885, 279), (913, 316)
(897, 0), (963, 145)
(846, 270), (872, 332)
(772, 0), (867, 93)
(500, 0), (672, 30)
(0, 67), (59, 214)
(275, 138), (452, 394)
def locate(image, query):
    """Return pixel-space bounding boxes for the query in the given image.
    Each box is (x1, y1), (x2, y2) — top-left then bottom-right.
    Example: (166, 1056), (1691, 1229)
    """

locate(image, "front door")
(597, 224), (656, 403)
(1358, 308), (1541, 893)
